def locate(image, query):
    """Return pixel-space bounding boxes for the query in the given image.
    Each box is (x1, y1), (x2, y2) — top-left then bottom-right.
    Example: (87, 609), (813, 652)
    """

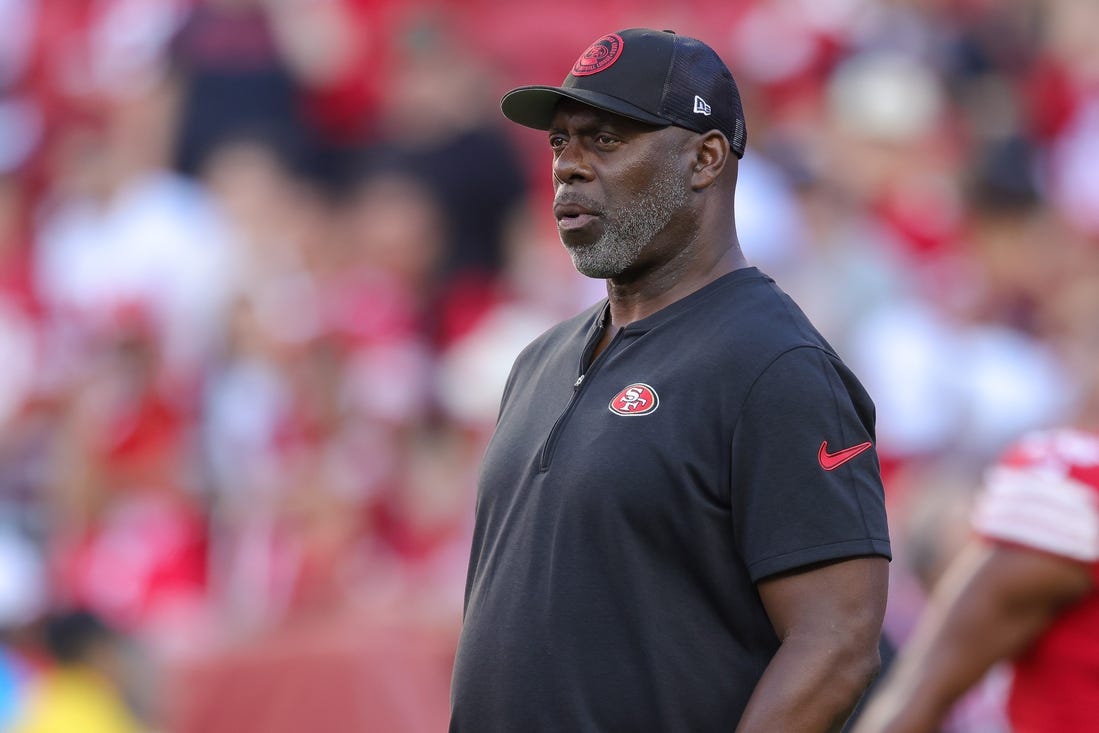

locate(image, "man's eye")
(595, 134), (617, 145)
(549, 135), (566, 149)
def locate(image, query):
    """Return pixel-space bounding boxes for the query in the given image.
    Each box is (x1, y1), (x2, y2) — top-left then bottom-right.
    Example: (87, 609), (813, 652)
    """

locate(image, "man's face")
(548, 101), (692, 280)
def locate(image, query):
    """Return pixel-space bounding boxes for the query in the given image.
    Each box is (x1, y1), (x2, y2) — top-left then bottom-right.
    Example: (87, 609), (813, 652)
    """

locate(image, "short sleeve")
(730, 347), (891, 581)
(973, 430), (1099, 563)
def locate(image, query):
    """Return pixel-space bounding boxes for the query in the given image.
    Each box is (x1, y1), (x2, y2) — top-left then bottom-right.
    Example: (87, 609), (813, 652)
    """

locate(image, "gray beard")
(564, 161), (690, 279)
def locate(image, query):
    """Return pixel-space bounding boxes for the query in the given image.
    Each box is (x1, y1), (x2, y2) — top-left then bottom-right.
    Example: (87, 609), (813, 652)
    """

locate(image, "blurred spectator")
(171, 0), (393, 186)
(46, 313), (209, 658)
(170, 0), (314, 179)
(33, 79), (235, 380)
(7, 610), (142, 733)
(365, 12), (530, 339)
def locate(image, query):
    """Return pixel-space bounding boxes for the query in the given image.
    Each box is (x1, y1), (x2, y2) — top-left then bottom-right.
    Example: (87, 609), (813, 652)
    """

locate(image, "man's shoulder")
(696, 268), (834, 357)
(994, 428), (1099, 495)
(974, 427), (1099, 564)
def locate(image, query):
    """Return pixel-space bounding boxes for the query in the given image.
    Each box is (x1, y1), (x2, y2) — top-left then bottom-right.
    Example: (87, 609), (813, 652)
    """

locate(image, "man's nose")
(552, 140), (594, 185)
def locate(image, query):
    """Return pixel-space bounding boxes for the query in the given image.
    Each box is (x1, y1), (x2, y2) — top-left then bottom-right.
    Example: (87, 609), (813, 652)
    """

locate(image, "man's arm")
(850, 541), (1093, 733)
(735, 555), (889, 733)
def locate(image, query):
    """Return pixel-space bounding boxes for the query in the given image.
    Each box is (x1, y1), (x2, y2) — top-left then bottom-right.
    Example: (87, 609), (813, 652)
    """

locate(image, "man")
(852, 353), (1099, 731)
(450, 29), (891, 732)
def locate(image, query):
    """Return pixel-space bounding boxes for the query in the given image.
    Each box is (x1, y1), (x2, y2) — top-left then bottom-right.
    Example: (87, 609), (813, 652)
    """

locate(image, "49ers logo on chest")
(609, 383), (660, 416)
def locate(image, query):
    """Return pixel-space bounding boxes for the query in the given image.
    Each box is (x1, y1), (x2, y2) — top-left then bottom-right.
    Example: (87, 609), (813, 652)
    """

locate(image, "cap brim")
(501, 85), (670, 131)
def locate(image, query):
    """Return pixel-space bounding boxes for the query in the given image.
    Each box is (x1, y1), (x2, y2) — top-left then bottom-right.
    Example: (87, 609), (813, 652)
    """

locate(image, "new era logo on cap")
(499, 28), (748, 158)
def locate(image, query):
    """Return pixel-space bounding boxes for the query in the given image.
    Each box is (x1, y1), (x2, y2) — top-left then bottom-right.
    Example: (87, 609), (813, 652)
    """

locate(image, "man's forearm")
(851, 543), (1093, 733)
(735, 631), (881, 733)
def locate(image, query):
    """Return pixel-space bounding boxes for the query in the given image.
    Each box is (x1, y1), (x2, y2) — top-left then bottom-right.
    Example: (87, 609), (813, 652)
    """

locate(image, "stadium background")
(0, 0), (1097, 730)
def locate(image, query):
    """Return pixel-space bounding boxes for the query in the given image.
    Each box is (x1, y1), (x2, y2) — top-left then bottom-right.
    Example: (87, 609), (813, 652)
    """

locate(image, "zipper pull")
(574, 374), (585, 389)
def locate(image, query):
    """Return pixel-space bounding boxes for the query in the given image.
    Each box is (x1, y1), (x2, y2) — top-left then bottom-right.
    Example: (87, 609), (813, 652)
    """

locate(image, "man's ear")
(690, 131), (731, 191)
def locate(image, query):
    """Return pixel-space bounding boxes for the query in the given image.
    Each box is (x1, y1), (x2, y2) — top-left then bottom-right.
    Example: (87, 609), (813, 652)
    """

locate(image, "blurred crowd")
(0, 0), (1097, 731)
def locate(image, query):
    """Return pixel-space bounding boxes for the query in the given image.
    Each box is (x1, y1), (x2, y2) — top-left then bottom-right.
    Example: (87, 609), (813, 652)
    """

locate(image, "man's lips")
(558, 213), (598, 231)
(554, 202), (600, 231)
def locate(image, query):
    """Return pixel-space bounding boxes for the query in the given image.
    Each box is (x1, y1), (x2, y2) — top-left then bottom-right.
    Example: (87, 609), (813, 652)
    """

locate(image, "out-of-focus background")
(0, 0), (1096, 731)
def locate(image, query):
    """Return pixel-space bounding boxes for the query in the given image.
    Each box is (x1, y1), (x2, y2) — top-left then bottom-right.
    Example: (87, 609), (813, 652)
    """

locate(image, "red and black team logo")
(572, 33), (623, 76)
(609, 383), (659, 416)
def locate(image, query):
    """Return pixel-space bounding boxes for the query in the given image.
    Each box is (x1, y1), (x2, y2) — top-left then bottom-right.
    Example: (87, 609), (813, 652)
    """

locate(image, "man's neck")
(604, 243), (747, 328)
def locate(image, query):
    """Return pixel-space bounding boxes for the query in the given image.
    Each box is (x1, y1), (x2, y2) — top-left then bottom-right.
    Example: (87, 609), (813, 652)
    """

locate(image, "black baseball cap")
(501, 28), (747, 158)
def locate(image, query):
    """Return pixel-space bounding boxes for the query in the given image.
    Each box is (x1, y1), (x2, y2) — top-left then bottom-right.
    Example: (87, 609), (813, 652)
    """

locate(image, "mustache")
(552, 192), (605, 215)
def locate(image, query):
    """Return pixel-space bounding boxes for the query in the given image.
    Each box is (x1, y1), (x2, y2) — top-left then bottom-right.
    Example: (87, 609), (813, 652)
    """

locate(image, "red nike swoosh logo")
(818, 440), (873, 471)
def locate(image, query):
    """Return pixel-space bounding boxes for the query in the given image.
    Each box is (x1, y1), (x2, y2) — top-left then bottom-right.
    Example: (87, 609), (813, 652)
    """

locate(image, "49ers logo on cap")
(572, 33), (623, 76)
(609, 383), (659, 416)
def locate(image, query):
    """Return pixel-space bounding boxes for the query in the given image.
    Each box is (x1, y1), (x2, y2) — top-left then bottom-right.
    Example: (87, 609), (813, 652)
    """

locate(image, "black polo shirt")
(450, 267), (890, 732)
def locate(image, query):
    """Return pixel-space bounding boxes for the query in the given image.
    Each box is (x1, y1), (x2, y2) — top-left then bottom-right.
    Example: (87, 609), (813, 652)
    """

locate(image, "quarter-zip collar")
(600, 266), (764, 336)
